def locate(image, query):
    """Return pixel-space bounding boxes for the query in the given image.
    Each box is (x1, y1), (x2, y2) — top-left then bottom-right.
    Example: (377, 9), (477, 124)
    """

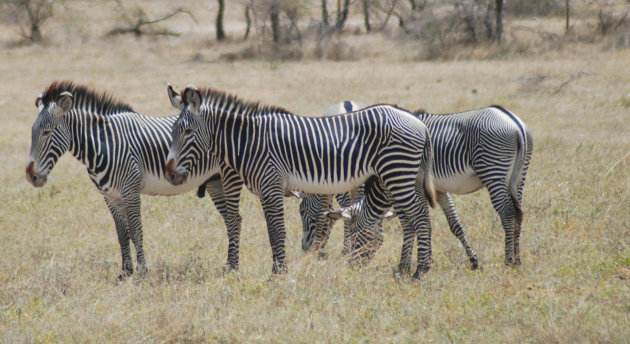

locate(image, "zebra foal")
(302, 103), (533, 268)
(25, 81), (232, 279)
(165, 86), (436, 278)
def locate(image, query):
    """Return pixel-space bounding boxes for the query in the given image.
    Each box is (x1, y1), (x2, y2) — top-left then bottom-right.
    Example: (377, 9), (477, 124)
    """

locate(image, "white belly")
(142, 172), (217, 196)
(287, 172), (371, 195)
(434, 169), (483, 195)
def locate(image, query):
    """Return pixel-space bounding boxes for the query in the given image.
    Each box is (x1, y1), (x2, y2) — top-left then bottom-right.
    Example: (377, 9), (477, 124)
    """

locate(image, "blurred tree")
(107, 3), (196, 38)
(216, 0), (226, 40)
(0, 0), (55, 42)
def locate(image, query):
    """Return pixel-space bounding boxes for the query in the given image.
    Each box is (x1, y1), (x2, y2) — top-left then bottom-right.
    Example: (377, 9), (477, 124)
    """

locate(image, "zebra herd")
(26, 81), (532, 281)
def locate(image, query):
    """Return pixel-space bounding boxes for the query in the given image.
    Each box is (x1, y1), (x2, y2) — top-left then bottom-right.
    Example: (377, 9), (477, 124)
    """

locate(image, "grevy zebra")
(165, 86), (436, 278)
(302, 103), (533, 268)
(26, 81), (229, 279)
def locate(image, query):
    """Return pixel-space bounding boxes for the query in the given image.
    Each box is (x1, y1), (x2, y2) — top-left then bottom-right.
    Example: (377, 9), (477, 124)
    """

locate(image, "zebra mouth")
(165, 158), (187, 186)
(25, 161), (47, 187)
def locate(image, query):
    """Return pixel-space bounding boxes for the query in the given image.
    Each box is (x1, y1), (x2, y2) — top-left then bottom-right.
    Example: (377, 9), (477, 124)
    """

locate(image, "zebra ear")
(35, 96), (43, 110)
(183, 86), (201, 113)
(53, 91), (73, 116)
(167, 84), (184, 110)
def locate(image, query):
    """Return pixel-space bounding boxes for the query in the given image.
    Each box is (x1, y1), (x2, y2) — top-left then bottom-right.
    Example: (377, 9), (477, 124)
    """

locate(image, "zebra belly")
(287, 173), (371, 195)
(434, 169), (483, 195)
(142, 173), (215, 196)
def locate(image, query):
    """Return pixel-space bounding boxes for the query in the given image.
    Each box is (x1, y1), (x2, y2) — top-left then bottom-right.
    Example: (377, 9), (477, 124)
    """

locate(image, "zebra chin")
(25, 161), (47, 187)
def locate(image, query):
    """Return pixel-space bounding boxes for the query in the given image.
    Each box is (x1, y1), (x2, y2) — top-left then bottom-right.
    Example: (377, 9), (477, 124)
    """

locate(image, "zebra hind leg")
(437, 192), (480, 270)
(486, 185), (521, 268)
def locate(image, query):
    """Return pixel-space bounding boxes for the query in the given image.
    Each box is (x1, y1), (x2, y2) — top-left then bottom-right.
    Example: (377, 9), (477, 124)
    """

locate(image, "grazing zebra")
(25, 81), (231, 279)
(302, 103), (533, 268)
(165, 86), (436, 278)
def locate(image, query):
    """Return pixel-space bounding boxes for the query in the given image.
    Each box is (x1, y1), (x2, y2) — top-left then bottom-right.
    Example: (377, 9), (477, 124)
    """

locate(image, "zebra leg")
(311, 194), (333, 251)
(123, 190), (147, 276)
(104, 197), (134, 279)
(219, 168), (243, 272)
(259, 187), (288, 274)
(437, 192), (480, 270)
(483, 179), (521, 267)
(350, 178), (390, 266)
(381, 178), (432, 277)
(335, 192), (355, 255)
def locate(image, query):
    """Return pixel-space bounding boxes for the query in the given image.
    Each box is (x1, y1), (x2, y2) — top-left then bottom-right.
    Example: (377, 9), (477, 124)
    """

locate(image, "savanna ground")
(1, 1), (629, 343)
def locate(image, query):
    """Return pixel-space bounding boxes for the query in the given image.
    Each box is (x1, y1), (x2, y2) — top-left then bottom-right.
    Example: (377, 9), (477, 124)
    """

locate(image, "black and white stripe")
(26, 81), (225, 278)
(303, 103), (533, 268)
(166, 86), (436, 278)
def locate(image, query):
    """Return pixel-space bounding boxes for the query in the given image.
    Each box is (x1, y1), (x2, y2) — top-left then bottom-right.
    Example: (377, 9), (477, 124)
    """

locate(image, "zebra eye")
(184, 128), (194, 136)
(41, 129), (53, 137)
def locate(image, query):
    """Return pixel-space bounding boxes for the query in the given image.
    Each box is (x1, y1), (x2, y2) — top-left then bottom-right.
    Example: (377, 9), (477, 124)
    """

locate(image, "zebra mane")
(41, 80), (134, 114)
(413, 108), (428, 115)
(188, 86), (294, 117)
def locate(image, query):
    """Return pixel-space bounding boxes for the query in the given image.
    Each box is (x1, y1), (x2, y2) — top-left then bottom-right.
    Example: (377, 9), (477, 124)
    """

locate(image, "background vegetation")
(0, 0), (629, 342)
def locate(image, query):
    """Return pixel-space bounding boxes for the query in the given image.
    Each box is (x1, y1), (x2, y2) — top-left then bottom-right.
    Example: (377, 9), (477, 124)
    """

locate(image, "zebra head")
(26, 85), (74, 187)
(166, 85), (209, 186)
(299, 193), (335, 251)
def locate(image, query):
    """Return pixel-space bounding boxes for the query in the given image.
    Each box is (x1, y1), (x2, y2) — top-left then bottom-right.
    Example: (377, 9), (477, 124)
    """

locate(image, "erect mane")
(185, 86), (294, 116)
(413, 108), (428, 115)
(41, 80), (134, 114)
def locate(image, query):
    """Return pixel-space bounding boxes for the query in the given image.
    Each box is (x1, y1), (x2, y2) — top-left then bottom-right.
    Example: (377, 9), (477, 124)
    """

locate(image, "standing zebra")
(302, 104), (533, 268)
(165, 86), (436, 278)
(25, 81), (232, 279)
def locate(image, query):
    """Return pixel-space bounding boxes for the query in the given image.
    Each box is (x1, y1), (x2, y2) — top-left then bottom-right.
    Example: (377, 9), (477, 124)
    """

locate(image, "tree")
(0, 0), (55, 43)
(334, 0), (351, 32)
(362, 0), (371, 32)
(494, 0), (503, 42)
(216, 0), (226, 40)
(107, 5), (196, 38)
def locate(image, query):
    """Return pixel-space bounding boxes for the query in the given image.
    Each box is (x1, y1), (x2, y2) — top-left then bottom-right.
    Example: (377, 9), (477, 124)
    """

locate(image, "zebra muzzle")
(165, 158), (186, 185)
(25, 161), (46, 187)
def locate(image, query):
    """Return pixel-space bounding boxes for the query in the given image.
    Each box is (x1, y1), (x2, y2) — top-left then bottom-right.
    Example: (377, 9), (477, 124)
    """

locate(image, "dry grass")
(1, 1), (629, 343)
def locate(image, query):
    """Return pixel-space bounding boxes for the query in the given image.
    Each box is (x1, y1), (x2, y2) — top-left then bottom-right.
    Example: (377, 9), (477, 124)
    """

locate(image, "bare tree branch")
(107, 7), (197, 38)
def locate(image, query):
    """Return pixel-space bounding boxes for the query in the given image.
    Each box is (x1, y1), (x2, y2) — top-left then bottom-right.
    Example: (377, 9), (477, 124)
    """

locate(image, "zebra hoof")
(398, 261), (412, 275)
(136, 265), (148, 277)
(412, 266), (430, 279)
(470, 258), (480, 271)
(272, 263), (288, 275)
(222, 264), (238, 276)
(317, 251), (329, 260)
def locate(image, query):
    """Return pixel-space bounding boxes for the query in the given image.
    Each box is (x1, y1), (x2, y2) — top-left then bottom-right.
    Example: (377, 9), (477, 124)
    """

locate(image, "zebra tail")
(422, 130), (437, 208)
(508, 126), (526, 224)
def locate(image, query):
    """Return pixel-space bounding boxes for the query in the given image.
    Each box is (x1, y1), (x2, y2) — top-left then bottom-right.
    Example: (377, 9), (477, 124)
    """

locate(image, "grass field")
(1, 1), (629, 343)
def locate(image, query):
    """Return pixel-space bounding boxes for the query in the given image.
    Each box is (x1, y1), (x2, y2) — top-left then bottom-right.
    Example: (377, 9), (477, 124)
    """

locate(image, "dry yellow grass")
(1, 1), (629, 343)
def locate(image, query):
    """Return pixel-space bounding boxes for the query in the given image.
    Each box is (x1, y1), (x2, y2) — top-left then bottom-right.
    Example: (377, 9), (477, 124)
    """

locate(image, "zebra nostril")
(169, 173), (176, 182)
(32, 175), (38, 182)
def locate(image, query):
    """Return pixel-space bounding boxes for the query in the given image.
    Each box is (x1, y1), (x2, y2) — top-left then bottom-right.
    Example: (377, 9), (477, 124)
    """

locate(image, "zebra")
(25, 81), (233, 279)
(165, 86), (436, 278)
(301, 103), (533, 268)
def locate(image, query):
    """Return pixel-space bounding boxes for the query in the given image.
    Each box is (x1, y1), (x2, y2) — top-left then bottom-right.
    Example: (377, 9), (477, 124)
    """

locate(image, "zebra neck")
(67, 111), (110, 172)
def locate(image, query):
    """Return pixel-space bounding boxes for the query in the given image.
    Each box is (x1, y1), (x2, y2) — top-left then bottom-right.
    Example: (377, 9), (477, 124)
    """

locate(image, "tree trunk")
(216, 0), (226, 40)
(321, 0), (329, 27)
(565, 0), (570, 34)
(270, 1), (281, 43)
(335, 0), (350, 32)
(244, 4), (251, 40)
(494, 0), (503, 43)
(362, 0), (371, 32)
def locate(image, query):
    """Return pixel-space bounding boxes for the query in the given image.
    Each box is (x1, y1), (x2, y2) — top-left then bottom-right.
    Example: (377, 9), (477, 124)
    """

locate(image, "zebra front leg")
(311, 194), (333, 251)
(123, 190), (147, 276)
(260, 187), (288, 275)
(219, 168), (244, 272)
(350, 179), (390, 266)
(437, 192), (480, 270)
(335, 192), (356, 255)
(104, 197), (134, 279)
